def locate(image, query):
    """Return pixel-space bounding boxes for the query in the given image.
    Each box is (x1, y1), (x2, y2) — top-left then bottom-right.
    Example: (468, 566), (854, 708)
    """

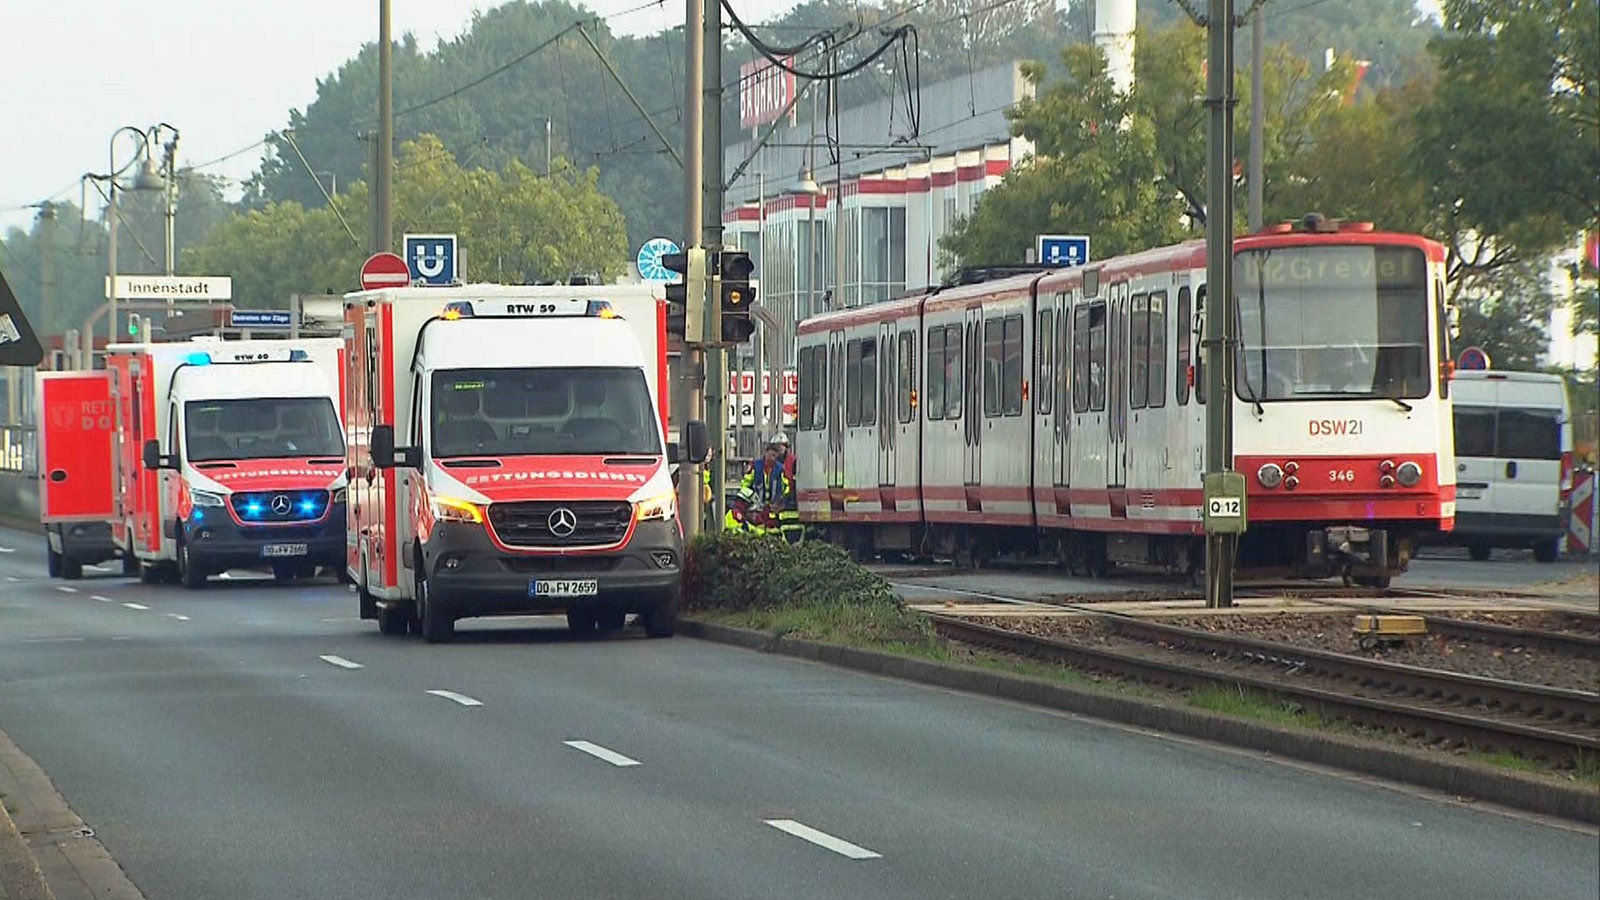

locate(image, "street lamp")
(104, 125), (166, 364)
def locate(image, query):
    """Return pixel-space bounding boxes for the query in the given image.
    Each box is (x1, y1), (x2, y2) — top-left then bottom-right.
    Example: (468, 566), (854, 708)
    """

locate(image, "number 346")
(1327, 468), (1356, 483)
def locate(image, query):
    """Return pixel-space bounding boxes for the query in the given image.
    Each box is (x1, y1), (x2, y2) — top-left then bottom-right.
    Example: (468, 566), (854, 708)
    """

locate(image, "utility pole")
(1201, 0), (1243, 607)
(376, 0), (395, 254)
(1248, 6), (1264, 232)
(38, 203), (56, 333)
(678, 0), (707, 539)
(703, 0), (727, 527)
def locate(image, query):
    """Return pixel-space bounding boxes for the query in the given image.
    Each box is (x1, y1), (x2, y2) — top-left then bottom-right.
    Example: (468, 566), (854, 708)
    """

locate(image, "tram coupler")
(1307, 526), (1389, 574)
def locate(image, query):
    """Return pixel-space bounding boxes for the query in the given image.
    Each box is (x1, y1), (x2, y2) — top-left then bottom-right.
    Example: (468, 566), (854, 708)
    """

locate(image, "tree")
(1450, 260), (1561, 371)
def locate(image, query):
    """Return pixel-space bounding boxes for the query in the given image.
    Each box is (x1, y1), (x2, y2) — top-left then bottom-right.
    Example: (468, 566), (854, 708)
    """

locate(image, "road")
(0, 527), (1596, 899)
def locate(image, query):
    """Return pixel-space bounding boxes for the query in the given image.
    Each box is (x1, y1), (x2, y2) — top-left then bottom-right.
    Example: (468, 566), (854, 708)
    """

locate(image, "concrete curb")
(0, 780), (52, 900)
(680, 619), (1600, 826)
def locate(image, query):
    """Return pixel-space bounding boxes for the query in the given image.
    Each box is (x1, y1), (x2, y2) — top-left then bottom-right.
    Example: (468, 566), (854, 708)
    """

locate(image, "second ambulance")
(345, 283), (705, 643)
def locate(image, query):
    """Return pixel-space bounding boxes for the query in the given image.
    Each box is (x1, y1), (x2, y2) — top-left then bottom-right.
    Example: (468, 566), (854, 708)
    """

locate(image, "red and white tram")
(794, 217), (1455, 585)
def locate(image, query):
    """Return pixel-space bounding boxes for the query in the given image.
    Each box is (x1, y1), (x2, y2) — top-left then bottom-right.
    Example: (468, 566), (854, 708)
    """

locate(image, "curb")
(0, 792), (51, 900)
(679, 619), (1600, 826)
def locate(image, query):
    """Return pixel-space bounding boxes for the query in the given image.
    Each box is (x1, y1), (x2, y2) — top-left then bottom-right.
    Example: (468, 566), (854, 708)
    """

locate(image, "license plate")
(531, 579), (599, 598)
(1457, 488), (1483, 500)
(261, 543), (308, 558)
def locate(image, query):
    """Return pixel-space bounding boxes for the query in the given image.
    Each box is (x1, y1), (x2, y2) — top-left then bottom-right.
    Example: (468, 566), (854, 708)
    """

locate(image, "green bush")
(682, 532), (937, 648)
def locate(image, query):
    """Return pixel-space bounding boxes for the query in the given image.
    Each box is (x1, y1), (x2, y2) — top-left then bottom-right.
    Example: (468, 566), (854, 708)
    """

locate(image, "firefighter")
(766, 431), (802, 544)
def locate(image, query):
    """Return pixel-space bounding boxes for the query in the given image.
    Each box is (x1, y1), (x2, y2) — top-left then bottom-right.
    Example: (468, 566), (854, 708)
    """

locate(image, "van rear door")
(36, 371), (117, 521)
(1492, 386), (1565, 528)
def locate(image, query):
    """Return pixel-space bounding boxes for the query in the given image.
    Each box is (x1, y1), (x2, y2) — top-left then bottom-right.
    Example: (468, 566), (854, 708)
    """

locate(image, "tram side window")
(1002, 314), (1024, 416)
(897, 331), (916, 424)
(1072, 306), (1090, 413)
(1149, 291), (1168, 409)
(926, 327), (946, 421)
(983, 317), (1004, 417)
(944, 324), (964, 420)
(1088, 303), (1107, 412)
(1036, 310), (1054, 416)
(1130, 293), (1150, 410)
(797, 346), (821, 431)
(845, 340), (863, 426)
(1194, 286), (1207, 404)
(1176, 288), (1192, 406)
(847, 338), (876, 427)
(1436, 280), (1451, 400)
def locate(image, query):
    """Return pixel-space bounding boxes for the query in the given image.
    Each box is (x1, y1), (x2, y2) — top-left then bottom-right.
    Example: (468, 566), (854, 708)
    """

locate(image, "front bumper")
(181, 503), (347, 570)
(421, 518), (682, 619)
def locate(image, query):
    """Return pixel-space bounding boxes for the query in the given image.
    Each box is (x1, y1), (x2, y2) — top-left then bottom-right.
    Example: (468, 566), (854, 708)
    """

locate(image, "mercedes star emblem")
(547, 507), (578, 537)
(270, 495), (293, 516)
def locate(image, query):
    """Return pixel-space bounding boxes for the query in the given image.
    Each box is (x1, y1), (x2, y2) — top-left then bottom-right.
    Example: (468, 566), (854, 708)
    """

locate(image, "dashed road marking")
(426, 690), (483, 707)
(320, 655), (362, 669)
(563, 740), (641, 767)
(122, 603), (149, 611)
(91, 595), (114, 603)
(22, 637), (85, 644)
(764, 820), (881, 860)
(165, 613), (190, 622)
(54, 586), (78, 594)
(0, 546), (15, 553)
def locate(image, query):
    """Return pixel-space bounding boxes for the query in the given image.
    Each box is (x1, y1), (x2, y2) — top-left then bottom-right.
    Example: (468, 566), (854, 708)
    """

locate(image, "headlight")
(430, 496), (483, 524)
(634, 489), (677, 522)
(331, 486), (348, 503)
(1396, 461), (1423, 488)
(1256, 463), (1283, 489)
(190, 489), (226, 508)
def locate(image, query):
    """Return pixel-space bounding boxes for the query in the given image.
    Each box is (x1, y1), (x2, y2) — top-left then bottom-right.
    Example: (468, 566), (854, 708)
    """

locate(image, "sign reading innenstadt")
(106, 275), (232, 301)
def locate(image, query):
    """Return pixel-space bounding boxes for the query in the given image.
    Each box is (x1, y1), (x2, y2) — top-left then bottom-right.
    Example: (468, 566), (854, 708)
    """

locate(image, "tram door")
(962, 306), (984, 503)
(877, 322), (896, 488)
(1053, 295), (1072, 492)
(827, 329), (846, 490)
(1108, 282), (1129, 504)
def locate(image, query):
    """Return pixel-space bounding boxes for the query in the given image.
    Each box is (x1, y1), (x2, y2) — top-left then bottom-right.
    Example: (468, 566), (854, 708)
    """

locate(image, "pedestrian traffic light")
(717, 249), (756, 344)
(662, 247), (707, 344)
(127, 313), (143, 338)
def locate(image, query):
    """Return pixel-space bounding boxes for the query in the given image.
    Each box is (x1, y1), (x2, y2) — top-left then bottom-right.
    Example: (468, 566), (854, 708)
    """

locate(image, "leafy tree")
(1450, 260), (1560, 370)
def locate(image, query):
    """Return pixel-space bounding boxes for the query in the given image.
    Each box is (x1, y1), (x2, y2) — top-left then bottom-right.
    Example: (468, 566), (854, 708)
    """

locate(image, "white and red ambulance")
(107, 338), (347, 587)
(36, 369), (129, 578)
(343, 283), (706, 643)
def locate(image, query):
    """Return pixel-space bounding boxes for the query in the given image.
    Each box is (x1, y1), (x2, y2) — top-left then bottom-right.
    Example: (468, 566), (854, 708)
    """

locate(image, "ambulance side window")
(168, 406), (179, 461)
(410, 373), (425, 455)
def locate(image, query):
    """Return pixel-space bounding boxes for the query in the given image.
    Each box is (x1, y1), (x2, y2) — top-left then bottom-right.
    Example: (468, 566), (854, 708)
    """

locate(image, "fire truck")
(99, 338), (347, 587)
(343, 283), (706, 643)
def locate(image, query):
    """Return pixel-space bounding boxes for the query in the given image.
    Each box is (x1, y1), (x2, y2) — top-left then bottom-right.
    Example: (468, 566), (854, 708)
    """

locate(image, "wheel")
(1354, 574), (1393, 589)
(597, 611), (626, 632)
(121, 550), (138, 576)
(46, 544), (62, 578)
(376, 601), (410, 635)
(358, 580), (378, 621)
(566, 609), (599, 635)
(61, 557), (83, 580)
(1532, 538), (1561, 563)
(178, 539), (207, 590)
(641, 593), (678, 638)
(1467, 542), (1492, 561)
(416, 572), (454, 644)
(137, 561), (162, 585)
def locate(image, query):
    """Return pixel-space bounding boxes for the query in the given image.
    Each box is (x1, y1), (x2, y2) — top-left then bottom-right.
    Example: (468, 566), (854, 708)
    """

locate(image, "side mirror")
(142, 440), (161, 471)
(684, 419), (709, 465)
(666, 441), (682, 465)
(370, 425), (397, 469)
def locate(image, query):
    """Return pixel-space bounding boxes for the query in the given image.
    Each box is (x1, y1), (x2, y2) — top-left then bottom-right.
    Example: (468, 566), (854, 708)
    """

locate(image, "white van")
(1447, 370), (1572, 561)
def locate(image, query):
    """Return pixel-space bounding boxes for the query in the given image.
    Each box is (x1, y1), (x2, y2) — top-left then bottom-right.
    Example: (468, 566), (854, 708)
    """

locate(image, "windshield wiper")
(1384, 396), (1413, 413)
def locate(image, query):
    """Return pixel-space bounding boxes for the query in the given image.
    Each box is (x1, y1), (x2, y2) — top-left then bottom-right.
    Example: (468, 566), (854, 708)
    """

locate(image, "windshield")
(430, 366), (662, 458)
(184, 397), (344, 462)
(1234, 245), (1431, 401)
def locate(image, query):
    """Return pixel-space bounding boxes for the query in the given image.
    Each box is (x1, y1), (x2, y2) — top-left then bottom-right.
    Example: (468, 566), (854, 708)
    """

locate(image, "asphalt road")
(0, 527), (1596, 900)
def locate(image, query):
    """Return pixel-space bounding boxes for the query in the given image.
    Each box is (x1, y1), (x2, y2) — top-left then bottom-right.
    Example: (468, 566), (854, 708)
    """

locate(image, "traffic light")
(127, 313), (143, 339)
(717, 249), (756, 344)
(661, 247), (708, 343)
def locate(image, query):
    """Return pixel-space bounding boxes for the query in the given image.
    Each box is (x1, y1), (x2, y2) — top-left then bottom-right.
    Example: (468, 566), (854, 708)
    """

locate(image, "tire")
(566, 609), (599, 635)
(416, 572), (454, 644)
(121, 550), (139, 576)
(138, 561), (162, 585)
(1467, 543), (1492, 562)
(62, 558), (83, 580)
(46, 544), (62, 578)
(358, 580), (378, 621)
(1533, 538), (1561, 563)
(377, 602), (410, 635)
(641, 593), (678, 639)
(178, 539), (207, 590)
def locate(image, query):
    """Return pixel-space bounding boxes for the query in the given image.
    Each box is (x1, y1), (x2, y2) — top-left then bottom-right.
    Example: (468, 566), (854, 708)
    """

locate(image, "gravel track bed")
(965, 612), (1600, 694)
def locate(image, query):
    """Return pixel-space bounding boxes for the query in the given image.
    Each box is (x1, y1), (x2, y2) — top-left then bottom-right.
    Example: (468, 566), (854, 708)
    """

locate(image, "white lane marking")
(0, 546), (14, 553)
(426, 690), (483, 707)
(54, 586), (78, 594)
(22, 637), (86, 644)
(122, 603), (149, 611)
(165, 613), (190, 622)
(563, 740), (641, 767)
(92, 595), (115, 603)
(320, 655), (362, 670)
(764, 820), (882, 860)
(4, 576), (17, 582)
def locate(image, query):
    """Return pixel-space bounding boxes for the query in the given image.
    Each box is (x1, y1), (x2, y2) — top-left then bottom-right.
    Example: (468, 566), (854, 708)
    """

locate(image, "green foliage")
(1451, 260), (1560, 371)
(682, 532), (936, 647)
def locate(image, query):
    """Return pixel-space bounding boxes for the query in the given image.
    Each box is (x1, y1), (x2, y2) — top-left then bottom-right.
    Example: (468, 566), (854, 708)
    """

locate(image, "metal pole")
(679, 0), (706, 540)
(545, 116), (553, 176)
(1248, 6), (1264, 233)
(1204, 0), (1238, 608)
(830, 57), (845, 311)
(163, 134), (177, 276)
(107, 146), (119, 365)
(38, 203), (56, 335)
(376, 0), (394, 254)
(703, 0), (727, 527)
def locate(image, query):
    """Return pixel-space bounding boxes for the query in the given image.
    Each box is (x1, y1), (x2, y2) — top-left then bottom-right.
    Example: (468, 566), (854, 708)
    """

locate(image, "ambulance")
(36, 369), (129, 578)
(110, 338), (347, 587)
(344, 283), (706, 644)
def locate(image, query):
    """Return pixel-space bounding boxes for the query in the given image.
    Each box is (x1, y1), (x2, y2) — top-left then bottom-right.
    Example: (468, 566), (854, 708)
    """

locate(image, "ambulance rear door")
(36, 371), (117, 522)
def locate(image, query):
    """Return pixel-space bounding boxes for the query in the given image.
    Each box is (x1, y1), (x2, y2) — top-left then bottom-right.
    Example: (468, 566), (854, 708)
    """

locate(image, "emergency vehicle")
(36, 369), (130, 578)
(108, 338), (347, 587)
(343, 283), (706, 644)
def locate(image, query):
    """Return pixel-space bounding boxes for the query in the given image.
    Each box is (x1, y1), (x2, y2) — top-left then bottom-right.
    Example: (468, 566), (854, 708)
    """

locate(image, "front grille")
(231, 490), (330, 524)
(503, 556), (622, 574)
(486, 501), (632, 548)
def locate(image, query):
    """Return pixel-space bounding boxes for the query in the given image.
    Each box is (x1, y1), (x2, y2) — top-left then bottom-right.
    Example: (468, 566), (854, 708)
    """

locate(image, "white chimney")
(1094, 0), (1137, 96)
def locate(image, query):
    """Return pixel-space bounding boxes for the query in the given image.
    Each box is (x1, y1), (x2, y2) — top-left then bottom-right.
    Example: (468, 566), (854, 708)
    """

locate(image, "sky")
(1, 0), (1443, 235)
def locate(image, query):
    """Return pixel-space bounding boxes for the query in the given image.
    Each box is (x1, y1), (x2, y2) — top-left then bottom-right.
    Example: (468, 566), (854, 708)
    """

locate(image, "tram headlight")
(1396, 461), (1423, 488)
(1256, 463), (1284, 489)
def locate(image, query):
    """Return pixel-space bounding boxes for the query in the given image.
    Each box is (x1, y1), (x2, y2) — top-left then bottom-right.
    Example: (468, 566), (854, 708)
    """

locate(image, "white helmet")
(767, 431), (790, 447)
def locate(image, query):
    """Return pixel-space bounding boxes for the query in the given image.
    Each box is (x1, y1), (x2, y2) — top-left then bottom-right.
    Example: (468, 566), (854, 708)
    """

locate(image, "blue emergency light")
(185, 352), (212, 366)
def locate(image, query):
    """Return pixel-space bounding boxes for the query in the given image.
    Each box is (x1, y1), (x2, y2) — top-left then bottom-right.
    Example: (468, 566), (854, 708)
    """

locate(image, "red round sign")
(359, 252), (411, 291)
